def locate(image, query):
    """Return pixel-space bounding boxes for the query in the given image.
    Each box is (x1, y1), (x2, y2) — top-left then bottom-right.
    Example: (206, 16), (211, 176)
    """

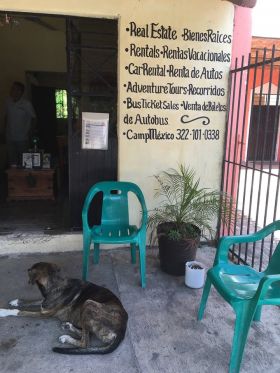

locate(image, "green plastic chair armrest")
(255, 274), (280, 300)
(214, 220), (280, 265)
(139, 202), (148, 230)
(139, 209), (148, 233)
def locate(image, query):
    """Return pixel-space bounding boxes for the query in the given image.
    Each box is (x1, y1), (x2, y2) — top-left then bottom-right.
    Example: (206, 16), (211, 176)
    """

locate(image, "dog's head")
(28, 262), (61, 293)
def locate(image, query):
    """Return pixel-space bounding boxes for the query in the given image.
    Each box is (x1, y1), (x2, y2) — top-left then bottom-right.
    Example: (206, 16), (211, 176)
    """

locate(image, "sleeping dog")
(0, 262), (128, 354)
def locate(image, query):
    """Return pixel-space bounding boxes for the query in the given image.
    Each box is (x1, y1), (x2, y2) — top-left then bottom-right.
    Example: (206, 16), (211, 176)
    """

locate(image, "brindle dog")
(0, 262), (128, 354)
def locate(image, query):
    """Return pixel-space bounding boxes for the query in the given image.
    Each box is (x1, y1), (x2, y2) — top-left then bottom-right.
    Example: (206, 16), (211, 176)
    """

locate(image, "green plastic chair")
(198, 220), (280, 373)
(82, 181), (148, 288)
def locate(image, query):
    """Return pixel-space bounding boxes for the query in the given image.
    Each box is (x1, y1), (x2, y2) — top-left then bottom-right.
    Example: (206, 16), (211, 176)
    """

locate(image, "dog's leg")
(0, 309), (20, 317)
(59, 327), (89, 348)
(9, 299), (42, 312)
(81, 300), (119, 344)
(0, 308), (42, 317)
(61, 322), (82, 338)
(0, 307), (54, 318)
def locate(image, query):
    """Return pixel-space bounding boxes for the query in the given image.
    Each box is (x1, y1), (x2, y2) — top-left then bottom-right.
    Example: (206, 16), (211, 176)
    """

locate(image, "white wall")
(0, 0), (235, 223)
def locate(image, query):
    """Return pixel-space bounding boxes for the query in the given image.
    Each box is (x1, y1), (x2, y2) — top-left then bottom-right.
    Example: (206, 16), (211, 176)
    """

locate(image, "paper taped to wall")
(82, 112), (109, 150)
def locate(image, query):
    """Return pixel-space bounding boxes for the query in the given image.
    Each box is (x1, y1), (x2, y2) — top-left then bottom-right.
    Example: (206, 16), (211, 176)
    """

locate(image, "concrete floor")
(0, 247), (280, 373)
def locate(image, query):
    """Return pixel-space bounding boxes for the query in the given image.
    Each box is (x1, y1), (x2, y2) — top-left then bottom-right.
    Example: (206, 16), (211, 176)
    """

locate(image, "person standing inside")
(5, 81), (36, 166)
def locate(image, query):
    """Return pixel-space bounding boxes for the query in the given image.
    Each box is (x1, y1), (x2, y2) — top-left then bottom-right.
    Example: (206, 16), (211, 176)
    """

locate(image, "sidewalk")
(0, 247), (279, 373)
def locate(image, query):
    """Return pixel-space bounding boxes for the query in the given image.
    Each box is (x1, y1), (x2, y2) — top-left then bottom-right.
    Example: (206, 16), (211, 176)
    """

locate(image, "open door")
(66, 17), (118, 229)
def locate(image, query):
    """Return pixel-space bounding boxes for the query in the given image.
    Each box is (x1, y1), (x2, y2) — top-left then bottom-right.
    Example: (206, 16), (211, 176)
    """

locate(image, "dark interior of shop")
(0, 14), (118, 233)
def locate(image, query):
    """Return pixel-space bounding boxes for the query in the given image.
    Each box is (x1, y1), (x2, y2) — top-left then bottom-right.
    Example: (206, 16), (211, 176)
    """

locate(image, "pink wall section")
(231, 6), (252, 67)
(220, 5), (253, 235)
(225, 6), (253, 205)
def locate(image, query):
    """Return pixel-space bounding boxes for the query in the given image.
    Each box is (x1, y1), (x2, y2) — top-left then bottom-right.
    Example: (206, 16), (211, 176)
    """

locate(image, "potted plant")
(148, 164), (232, 276)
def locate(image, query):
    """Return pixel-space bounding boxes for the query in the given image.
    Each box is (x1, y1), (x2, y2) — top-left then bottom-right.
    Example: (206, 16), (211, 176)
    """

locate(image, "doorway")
(247, 105), (280, 161)
(66, 17), (118, 229)
(0, 13), (118, 232)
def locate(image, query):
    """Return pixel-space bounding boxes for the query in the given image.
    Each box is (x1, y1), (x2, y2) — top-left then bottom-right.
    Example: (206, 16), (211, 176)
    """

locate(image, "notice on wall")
(82, 112), (109, 150)
(121, 21), (232, 143)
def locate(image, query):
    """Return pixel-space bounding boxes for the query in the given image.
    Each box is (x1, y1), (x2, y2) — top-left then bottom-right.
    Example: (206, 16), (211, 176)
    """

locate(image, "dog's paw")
(9, 299), (20, 308)
(59, 335), (70, 344)
(0, 308), (19, 317)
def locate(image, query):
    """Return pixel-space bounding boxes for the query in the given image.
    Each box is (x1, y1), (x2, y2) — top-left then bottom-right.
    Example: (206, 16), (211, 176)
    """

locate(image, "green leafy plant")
(148, 164), (234, 242)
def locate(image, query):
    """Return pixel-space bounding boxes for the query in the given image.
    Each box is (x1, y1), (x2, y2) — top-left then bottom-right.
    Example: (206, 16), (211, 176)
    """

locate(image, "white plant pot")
(185, 261), (206, 288)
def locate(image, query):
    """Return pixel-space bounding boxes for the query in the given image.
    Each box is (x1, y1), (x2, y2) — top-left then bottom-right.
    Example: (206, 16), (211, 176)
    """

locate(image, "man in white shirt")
(5, 81), (36, 166)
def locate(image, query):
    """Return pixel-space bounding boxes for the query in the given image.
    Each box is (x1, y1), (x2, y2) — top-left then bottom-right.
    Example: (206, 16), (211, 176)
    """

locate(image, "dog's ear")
(28, 262), (61, 287)
(28, 263), (43, 285)
(28, 267), (39, 285)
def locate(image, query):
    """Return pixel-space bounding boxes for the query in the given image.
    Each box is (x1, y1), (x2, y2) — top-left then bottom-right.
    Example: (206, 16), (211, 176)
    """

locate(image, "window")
(247, 105), (280, 161)
(55, 89), (68, 119)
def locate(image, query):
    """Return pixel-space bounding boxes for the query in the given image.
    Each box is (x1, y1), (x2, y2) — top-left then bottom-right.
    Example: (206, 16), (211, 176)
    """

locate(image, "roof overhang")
(224, 0), (257, 8)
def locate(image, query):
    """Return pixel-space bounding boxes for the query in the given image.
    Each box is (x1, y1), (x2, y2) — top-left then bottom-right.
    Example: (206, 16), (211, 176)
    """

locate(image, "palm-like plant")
(148, 164), (233, 241)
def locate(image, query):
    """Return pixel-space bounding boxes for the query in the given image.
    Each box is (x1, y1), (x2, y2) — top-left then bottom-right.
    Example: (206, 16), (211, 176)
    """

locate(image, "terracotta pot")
(157, 223), (200, 276)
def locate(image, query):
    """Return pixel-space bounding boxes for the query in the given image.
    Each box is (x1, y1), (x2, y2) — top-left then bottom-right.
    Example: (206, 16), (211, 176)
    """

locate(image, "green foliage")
(55, 89), (68, 119)
(168, 229), (182, 241)
(148, 164), (234, 242)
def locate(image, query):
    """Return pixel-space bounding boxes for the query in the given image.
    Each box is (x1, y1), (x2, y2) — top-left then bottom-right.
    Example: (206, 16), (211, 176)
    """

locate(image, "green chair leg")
(253, 305), (262, 321)
(82, 238), (91, 281)
(131, 244), (137, 264)
(229, 306), (255, 373)
(198, 276), (212, 320)
(139, 242), (146, 288)
(93, 243), (100, 264)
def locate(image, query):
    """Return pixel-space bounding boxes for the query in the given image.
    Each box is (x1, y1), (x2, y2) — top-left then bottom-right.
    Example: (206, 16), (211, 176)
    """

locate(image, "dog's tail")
(52, 331), (125, 355)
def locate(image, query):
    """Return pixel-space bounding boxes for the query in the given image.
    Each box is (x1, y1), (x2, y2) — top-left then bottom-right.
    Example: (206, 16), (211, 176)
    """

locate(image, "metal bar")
(229, 56), (245, 263)
(247, 48), (267, 267)
(224, 48), (280, 268)
(252, 47), (280, 54)
(239, 51), (259, 264)
(66, 18), (83, 228)
(225, 160), (279, 177)
(223, 58), (238, 237)
(255, 47), (275, 271)
(259, 46), (277, 267)
(229, 248), (248, 265)
(231, 56), (280, 73)
(269, 57), (280, 259)
(66, 18), (73, 204)
(271, 165), (280, 252)
(66, 19), (74, 138)
(233, 54), (251, 261)
(218, 63), (234, 239)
